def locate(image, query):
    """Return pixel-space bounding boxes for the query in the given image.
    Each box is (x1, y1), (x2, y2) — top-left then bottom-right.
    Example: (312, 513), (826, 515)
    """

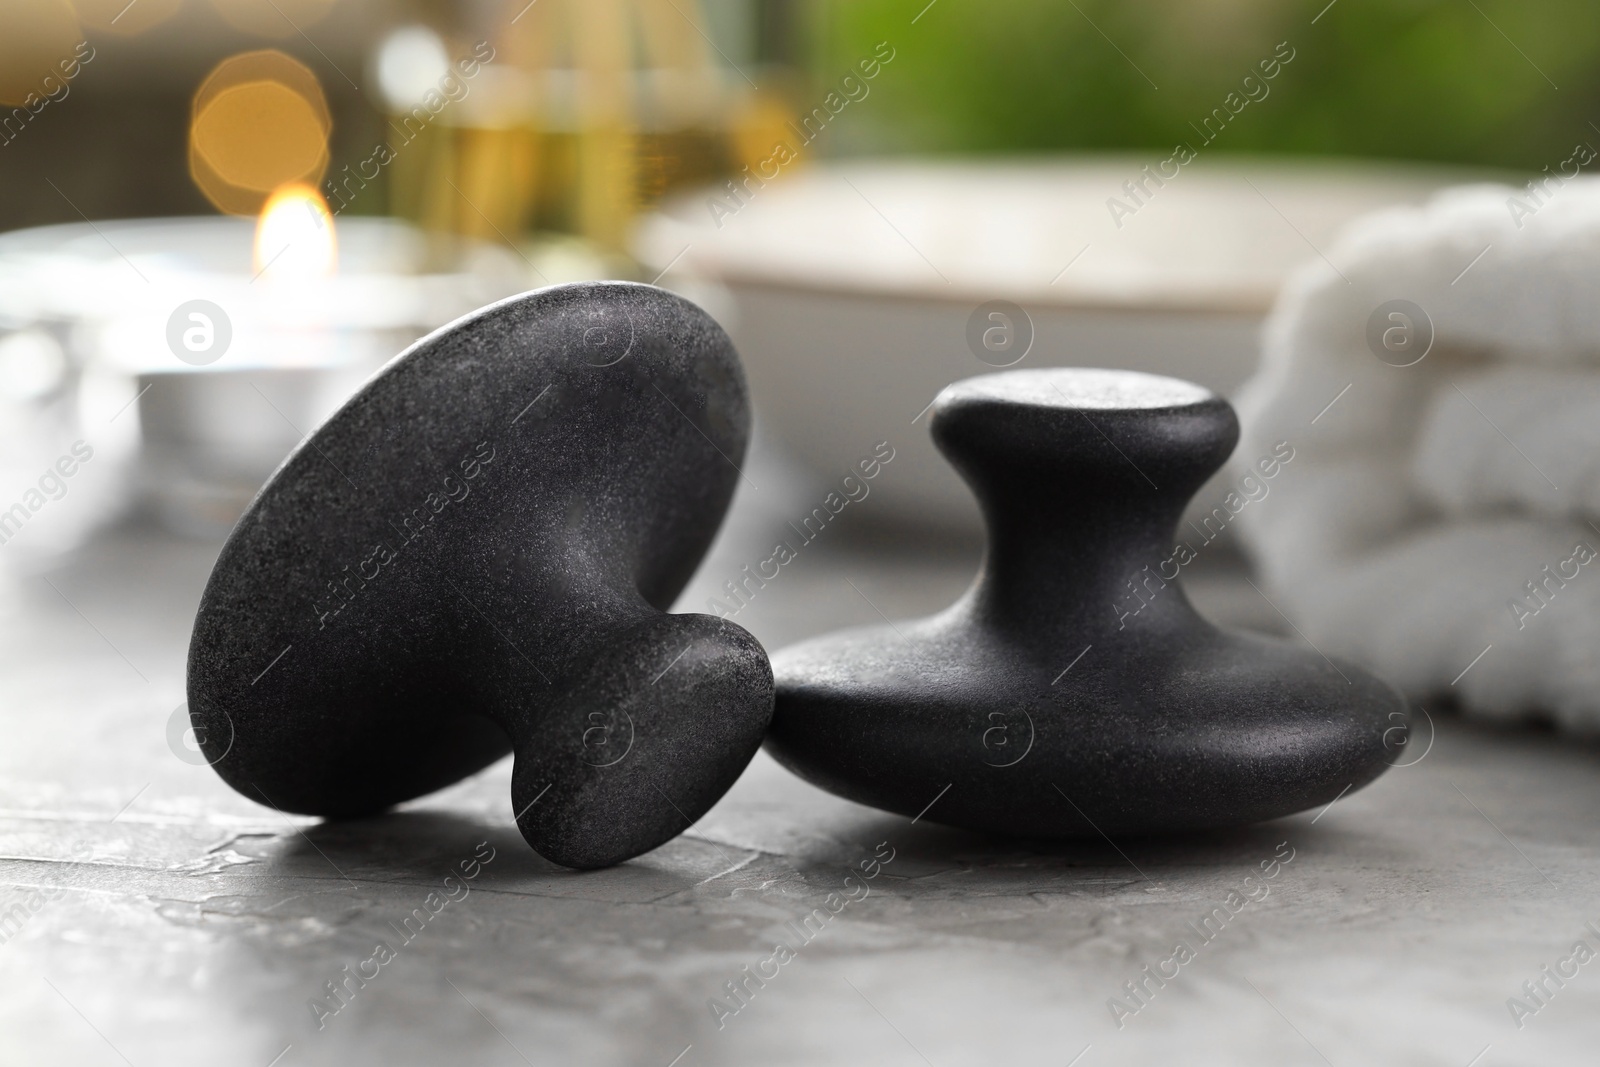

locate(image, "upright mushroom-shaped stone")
(768, 368), (1405, 836)
(187, 282), (773, 869)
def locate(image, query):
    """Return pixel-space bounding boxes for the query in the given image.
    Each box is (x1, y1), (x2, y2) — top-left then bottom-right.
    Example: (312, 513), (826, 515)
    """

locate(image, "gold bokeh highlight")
(195, 83), (327, 186)
(189, 50), (331, 217)
(0, 0), (80, 107)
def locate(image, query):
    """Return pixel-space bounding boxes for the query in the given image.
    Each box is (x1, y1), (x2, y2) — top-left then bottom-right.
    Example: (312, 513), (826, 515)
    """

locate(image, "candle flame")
(253, 183), (337, 280)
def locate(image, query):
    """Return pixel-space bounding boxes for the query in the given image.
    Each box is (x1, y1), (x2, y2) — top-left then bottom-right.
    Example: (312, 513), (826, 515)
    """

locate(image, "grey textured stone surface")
(1, 445), (1599, 1065)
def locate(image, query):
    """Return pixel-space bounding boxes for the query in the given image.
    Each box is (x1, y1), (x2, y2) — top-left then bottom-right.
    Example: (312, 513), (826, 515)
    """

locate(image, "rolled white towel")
(1229, 173), (1600, 731)
(1412, 365), (1600, 518)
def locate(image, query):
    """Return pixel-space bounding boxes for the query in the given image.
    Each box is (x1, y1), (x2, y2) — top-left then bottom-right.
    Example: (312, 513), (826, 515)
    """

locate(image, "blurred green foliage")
(809, 0), (1600, 168)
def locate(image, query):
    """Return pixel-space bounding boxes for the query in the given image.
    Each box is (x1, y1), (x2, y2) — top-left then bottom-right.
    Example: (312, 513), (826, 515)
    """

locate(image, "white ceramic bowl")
(637, 156), (1487, 534)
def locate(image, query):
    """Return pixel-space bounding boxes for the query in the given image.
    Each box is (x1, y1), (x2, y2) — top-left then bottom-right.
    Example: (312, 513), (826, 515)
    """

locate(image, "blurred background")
(0, 0), (1589, 553)
(2, 0), (1592, 229)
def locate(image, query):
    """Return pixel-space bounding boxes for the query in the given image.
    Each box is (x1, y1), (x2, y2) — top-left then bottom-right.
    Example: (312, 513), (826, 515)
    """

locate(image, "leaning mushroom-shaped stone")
(187, 282), (773, 869)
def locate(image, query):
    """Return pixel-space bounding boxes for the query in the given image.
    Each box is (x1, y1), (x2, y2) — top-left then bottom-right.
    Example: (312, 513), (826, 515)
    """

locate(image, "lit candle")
(0, 190), (530, 549)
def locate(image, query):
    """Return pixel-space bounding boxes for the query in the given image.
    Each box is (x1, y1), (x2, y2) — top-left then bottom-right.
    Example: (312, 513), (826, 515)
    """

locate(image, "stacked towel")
(1230, 174), (1600, 731)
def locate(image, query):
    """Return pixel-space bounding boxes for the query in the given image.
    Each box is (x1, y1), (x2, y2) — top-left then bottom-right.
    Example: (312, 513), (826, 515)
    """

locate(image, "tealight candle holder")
(0, 191), (530, 542)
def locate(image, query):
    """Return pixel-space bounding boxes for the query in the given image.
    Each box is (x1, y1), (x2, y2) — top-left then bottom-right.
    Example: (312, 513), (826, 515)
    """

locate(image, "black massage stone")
(767, 368), (1404, 837)
(186, 282), (773, 869)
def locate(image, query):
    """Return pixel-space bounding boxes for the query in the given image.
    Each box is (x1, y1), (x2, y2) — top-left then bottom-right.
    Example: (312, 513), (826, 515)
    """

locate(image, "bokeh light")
(70, 0), (183, 36)
(207, 0), (336, 39)
(189, 50), (332, 217)
(372, 25), (451, 112)
(0, 0), (80, 107)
